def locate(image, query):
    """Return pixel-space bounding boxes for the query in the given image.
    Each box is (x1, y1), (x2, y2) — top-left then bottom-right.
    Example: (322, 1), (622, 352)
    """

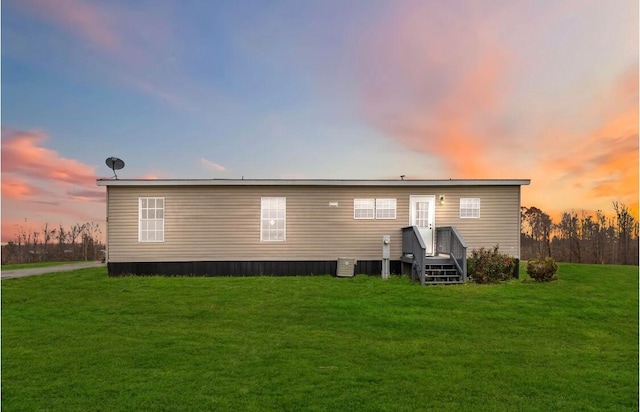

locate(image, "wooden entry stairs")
(423, 256), (463, 285)
(401, 226), (468, 286)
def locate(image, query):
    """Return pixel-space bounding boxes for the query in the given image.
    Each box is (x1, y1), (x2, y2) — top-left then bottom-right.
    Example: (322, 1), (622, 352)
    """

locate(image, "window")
(354, 199), (375, 219)
(355, 198), (397, 220)
(139, 197), (164, 242)
(261, 197), (286, 241)
(460, 198), (480, 218)
(376, 198), (397, 219)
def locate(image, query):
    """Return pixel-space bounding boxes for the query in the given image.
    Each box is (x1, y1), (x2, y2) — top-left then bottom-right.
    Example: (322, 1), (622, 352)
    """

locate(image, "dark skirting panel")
(107, 260), (402, 277)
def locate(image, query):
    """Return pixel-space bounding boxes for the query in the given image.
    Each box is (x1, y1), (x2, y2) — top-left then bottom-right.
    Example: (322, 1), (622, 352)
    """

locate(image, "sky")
(1, 0), (638, 243)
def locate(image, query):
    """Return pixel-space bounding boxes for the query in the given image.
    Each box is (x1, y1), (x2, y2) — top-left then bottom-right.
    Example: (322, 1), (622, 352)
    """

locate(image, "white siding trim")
(98, 178), (531, 187)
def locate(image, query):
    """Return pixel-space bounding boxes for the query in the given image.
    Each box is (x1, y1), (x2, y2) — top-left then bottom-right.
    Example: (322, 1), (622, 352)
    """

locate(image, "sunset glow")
(2, 0), (638, 243)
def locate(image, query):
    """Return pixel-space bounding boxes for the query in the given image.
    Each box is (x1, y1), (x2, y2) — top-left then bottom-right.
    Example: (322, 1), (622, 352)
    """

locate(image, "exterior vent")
(336, 258), (357, 277)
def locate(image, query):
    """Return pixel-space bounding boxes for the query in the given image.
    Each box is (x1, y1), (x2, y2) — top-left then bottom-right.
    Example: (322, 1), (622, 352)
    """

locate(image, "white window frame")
(261, 197), (286, 241)
(354, 198), (375, 219)
(460, 198), (481, 218)
(375, 198), (397, 219)
(139, 197), (165, 242)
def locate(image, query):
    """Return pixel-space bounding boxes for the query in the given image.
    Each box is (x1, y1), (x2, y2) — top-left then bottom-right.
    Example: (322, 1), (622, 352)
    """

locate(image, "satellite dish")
(105, 157), (125, 179)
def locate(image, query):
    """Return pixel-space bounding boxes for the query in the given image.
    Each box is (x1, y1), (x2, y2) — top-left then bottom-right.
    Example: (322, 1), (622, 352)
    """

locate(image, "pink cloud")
(1, 218), (45, 243)
(2, 177), (36, 199)
(199, 158), (226, 172)
(67, 189), (106, 202)
(355, 5), (513, 178)
(1, 128), (106, 243)
(14, 0), (121, 55)
(130, 79), (194, 111)
(135, 171), (171, 180)
(525, 66), (639, 218)
(9, 0), (180, 106)
(538, 67), (638, 178)
(349, 3), (637, 219)
(2, 128), (96, 186)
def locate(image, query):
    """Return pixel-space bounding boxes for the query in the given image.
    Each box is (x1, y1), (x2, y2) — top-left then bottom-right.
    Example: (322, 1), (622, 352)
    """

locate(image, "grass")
(1, 261), (87, 270)
(2, 263), (638, 411)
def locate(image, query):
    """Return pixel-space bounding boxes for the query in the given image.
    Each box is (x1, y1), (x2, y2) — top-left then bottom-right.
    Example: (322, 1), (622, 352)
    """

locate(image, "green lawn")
(2, 264), (637, 411)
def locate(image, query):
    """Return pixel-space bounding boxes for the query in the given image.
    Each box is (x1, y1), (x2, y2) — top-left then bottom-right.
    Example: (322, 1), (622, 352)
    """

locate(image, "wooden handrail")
(402, 226), (425, 285)
(435, 226), (468, 281)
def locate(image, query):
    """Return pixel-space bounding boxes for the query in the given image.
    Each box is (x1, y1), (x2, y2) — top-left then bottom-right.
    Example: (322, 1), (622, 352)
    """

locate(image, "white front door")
(410, 195), (435, 256)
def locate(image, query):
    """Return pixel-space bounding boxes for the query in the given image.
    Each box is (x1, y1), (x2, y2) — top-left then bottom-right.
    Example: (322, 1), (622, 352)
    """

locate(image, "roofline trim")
(97, 178), (531, 187)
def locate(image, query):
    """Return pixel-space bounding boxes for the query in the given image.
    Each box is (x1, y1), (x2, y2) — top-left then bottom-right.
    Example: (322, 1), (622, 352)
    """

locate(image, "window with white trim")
(460, 198), (480, 218)
(261, 197), (286, 241)
(139, 197), (164, 242)
(354, 198), (375, 219)
(375, 198), (397, 219)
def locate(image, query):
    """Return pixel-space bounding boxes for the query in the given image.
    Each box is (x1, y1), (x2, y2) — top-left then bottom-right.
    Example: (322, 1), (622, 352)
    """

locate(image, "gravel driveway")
(1, 262), (106, 280)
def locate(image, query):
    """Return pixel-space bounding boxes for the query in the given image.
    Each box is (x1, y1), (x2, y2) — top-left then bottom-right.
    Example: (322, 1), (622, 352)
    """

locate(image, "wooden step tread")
(424, 270), (460, 276)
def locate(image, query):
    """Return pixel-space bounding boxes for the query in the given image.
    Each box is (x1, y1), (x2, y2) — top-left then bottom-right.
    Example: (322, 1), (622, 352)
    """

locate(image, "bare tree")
(579, 212), (606, 264)
(86, 222), (102, 260)
(22, 229), (31, 263)
(31, 230), (41, 261)
(57, 224), (68, 261)
(70, 223), (86, 260)
(593, 210), (607, 264)
(613, 202), (638, 265)
(42, 223), (57, 262)
(16, 225), (25, 263)
(78, 222), (103, 261)
(556, 212), (581, 263)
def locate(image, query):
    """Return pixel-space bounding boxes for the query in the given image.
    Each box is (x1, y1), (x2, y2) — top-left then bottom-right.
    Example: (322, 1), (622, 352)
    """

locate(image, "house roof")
(97, 178), (530, 187)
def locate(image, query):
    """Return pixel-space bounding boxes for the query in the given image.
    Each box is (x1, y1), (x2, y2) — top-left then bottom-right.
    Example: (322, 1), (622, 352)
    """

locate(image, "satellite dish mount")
(105, 157), (125, 179)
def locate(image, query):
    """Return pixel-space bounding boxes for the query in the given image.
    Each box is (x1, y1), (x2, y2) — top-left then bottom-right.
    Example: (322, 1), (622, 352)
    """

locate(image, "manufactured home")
(97, 179), (530, 284)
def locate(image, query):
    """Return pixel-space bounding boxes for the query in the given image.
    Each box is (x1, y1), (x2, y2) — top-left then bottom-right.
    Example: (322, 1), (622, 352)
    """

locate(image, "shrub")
(527, 256), (558, 282)
(467, 245), (517, 284)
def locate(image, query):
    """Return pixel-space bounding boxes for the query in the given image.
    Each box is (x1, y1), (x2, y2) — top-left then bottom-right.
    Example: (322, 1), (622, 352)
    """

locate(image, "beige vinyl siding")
(434, 186), (522, 258)
(106, 185), (522, 262)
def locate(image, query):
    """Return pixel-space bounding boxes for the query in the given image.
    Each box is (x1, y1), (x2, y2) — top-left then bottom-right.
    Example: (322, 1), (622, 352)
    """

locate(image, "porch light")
(439, 195), (445, 204)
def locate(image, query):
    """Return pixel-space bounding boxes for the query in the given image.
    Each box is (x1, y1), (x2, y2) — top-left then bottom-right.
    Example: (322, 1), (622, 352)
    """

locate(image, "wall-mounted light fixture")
(439, 195), (445, 204)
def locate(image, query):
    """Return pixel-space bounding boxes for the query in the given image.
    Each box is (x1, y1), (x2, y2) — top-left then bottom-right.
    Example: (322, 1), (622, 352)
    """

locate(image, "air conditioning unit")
(336, 258), (357, 277)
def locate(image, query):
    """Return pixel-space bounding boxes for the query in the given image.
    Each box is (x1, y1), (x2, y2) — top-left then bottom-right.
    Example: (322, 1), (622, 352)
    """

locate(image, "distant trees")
(521, 202), (638, 265)
(2, 222), (104, 265)
(521, 206), (552, 258)
(3, 202), (637, 266)
(613, 202), (638, 265)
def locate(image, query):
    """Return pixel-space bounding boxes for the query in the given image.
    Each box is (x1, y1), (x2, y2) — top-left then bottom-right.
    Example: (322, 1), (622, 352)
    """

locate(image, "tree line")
(2, 203), (638, 266)
(521, 202), (639, 265)
(1, 222), (105, 265)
